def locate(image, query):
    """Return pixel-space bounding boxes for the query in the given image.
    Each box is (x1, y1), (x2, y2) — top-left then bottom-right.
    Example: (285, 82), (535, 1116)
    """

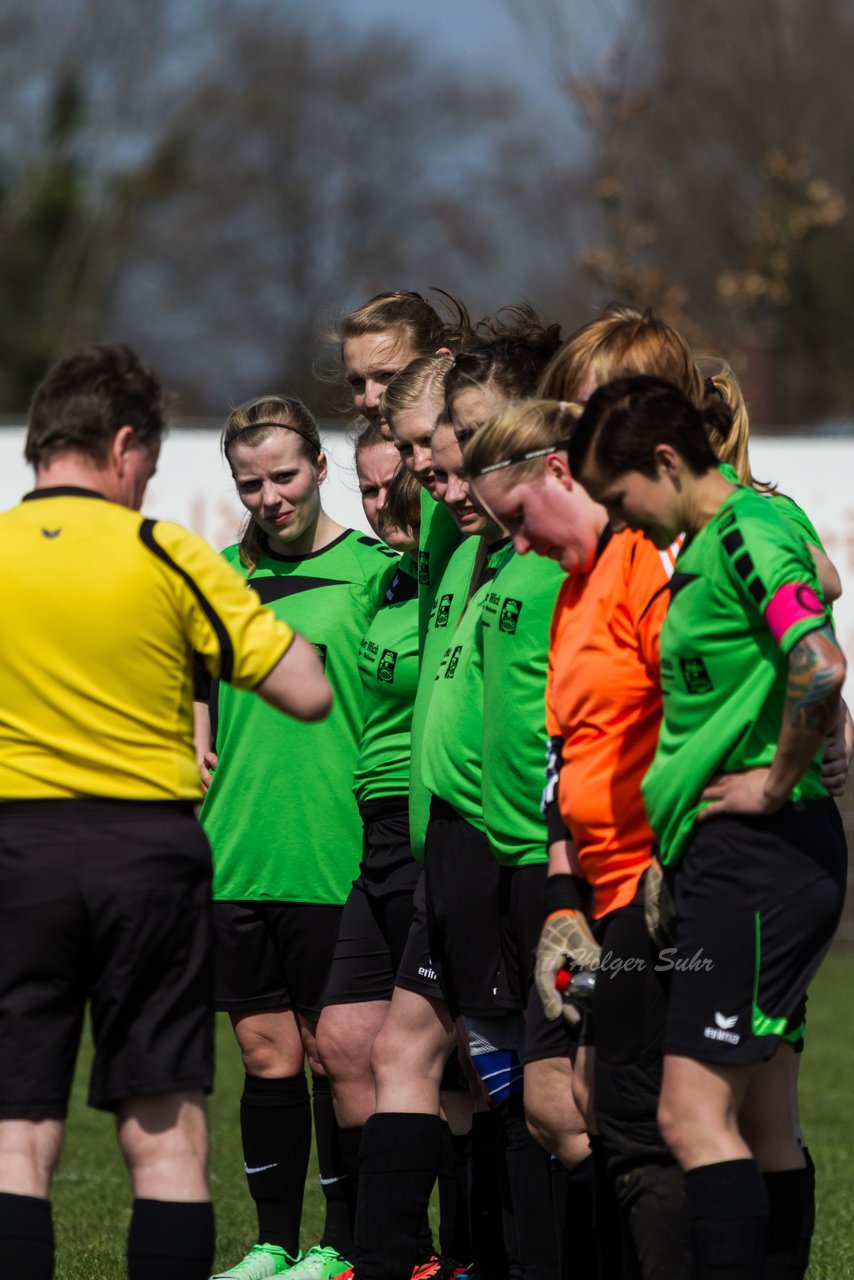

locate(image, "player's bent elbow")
(810, 545), (843, 605)
(257, 635), (333, 722)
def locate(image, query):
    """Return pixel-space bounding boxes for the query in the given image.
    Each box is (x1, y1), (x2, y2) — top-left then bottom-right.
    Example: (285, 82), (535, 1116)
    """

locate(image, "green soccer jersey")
(481, 548), (566, 866)
(643, 471), (830, 867)
(201, 529), (395, 903)
(353, 552), (419, 805)
(768, 491), (824, 552)
(418, 487), (463, 650)
(409, 535), (478, 858)
(421, 539), (511, 832)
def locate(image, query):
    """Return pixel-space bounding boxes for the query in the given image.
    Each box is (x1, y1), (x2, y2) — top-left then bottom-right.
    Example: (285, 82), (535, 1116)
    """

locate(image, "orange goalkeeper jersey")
(547, 528), (677, 918)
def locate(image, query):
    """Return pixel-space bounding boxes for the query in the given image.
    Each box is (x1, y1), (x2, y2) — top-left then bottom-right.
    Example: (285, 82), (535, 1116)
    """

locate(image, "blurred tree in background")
(1, 0), (852, 423)
(0, 0), (545, 414)
(506, 0), (854, 424)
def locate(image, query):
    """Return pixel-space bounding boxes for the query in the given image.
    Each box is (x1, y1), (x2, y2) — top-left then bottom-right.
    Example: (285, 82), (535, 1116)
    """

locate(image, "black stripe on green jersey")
(669, 572), (700, 601)
(249, 575), (349, 604)
(140, 518), (235, 683)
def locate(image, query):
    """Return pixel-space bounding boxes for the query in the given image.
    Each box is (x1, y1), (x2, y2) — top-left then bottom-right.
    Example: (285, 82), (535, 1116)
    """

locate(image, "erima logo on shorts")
(499, 597), (522, 634)
(704, 1011), (740, 1045)
(418, 964), (437, 981)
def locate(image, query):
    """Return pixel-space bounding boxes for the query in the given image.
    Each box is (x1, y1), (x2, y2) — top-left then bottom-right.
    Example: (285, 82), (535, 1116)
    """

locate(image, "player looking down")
(571, 375), (848, 1280)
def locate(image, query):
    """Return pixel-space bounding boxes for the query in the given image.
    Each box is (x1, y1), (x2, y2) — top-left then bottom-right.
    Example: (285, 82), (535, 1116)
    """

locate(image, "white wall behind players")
(2, 427), (854, 677)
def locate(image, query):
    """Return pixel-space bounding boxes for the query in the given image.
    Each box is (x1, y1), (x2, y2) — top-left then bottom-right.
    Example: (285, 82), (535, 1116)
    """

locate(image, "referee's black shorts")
(0, 799), (214, 1117)
(665, 798), (847, 1066)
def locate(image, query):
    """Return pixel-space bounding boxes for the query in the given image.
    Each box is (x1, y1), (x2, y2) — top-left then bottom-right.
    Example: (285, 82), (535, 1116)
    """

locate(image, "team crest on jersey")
(499, 597), (522, 634)
(444, 645), (462, 678)
(680, 657), (713, 693)
(377, 648), (398, 683)
(418, 551), (431, 585)
(312, 643), (328, 671)
(435, 594), (453, 628)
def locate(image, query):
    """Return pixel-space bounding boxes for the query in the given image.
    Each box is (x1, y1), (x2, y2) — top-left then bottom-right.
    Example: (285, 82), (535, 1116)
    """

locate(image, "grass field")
(52, 953), (853, 1279)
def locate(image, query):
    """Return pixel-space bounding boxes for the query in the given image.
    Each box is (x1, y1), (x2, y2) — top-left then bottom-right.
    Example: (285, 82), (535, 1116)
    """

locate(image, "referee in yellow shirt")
(0, 344), (331, 1280)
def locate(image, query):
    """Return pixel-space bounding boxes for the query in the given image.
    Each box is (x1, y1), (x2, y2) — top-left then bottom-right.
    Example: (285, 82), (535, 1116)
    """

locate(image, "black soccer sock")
(614, 1160), (691, 1280)
(764, 1166), (814, 1279)
(495, 1096), (561, 1280)
(591, 1133), (629, 1280)
(354, 1112), (444, 1280)
(437, 1123), (469, 1263)
(469, 1109), (511, 1280)
(127, 1199), (215, 1280)
(330, 1121), (363, 1261)
(685, 1159), (768, 1279)
(551, 1153), (598, 1280)
(312, 1074), (355, 1258)
(0, 1192), (53, 1280)
(241, 1071), (311, 1254)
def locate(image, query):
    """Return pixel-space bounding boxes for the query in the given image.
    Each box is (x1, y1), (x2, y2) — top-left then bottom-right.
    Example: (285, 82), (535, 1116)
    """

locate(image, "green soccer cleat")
(211, 1242), (302, 1279)
(282, 1245), (353, 1279)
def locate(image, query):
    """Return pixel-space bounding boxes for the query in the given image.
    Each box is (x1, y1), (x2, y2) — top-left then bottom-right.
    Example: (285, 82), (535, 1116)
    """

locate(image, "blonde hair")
(380, 353), (455, 426)
(463, 399), (581, 487)
(540, 304), (760, 486)
(696, 356), (761, 488)
(337, 290), (473, 358)
(222, 395), (323, 573)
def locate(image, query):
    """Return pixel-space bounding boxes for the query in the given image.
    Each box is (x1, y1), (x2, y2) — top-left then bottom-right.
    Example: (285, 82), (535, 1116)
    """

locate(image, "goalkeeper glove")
(535, 874), (600, 1025)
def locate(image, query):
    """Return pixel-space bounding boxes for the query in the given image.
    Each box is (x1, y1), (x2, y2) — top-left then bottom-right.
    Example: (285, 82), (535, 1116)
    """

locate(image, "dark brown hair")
(26, 342), (166, 468)
(569, 376), (723, 481)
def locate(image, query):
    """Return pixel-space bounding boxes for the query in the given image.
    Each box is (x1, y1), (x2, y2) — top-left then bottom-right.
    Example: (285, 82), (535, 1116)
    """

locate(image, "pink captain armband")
(764, 582), (825, 646)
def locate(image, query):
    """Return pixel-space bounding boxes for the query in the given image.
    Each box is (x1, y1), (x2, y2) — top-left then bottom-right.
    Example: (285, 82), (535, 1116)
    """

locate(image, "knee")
(239, 1036), (286, 1077)
(371, 1021), (440, 1089)
(316, 1009), (371, 1084)
(119, 1093), (208, 1181)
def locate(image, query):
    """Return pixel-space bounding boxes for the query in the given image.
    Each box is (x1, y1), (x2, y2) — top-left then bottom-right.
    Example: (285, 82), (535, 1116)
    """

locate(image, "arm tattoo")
(786, 624), (844, 735)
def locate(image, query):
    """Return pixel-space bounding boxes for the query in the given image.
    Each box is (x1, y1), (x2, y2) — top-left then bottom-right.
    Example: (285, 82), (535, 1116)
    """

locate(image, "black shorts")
(213, 900), (342, 1021)
(394, 872), (446, 1003)
(587, 885), (672, 1171)
(0, 799), (214, 1117)
(422, 798), (504, 1020)
(665, 799), (847, 1066)
(323, 799), (421, 1007)
(495, 861), (574, 1064)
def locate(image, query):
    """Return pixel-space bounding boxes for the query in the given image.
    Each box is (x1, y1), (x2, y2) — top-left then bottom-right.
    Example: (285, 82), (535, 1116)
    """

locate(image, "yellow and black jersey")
(0, 487), (294, 802)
